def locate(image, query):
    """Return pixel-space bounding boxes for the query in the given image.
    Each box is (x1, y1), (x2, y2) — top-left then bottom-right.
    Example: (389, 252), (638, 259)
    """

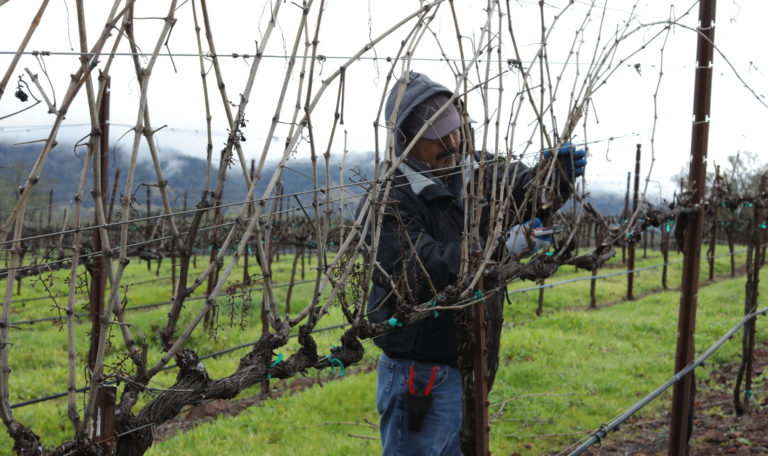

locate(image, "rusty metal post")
(760, 174), (767, 266)
(471, 256), (490, 456)
(260, 256), (272, 397)
(244, 160), (255, 284)
(146, 185), (151, 236)
(744, 176), (766, 409)
(627, 145), (641, 300)
(107, 168), (119, 224)
(642, 225), (648, 259)
(183, 191), (188, 226)
(88, 76), (110, 371)
(707, 166), (720, 280)
(146, 185), (152, 271)
(301, 246), (305, 280)
(668, 1), (716, 454)
(276, 184), (283, 262)
(45, 188), (53, 253)
(662, 221), (670, 290)
(47, 189), (53, 229)
(537, 279), (545, 316)
(94, 385), (117, 453)
(622, 172), (630, 263)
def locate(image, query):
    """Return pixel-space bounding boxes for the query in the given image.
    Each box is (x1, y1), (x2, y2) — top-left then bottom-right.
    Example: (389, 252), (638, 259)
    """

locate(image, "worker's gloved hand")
(506, 218), (552, 256)
(544, 142), (587, 182)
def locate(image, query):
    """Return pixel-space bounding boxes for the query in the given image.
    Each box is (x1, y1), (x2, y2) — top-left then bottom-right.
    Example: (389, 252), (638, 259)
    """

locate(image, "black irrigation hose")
(9, 321), (351, 410)
(563, 307), (768, 456)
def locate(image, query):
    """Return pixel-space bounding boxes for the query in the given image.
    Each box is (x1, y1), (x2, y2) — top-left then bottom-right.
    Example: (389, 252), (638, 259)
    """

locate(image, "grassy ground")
(0, 247), (764, 454)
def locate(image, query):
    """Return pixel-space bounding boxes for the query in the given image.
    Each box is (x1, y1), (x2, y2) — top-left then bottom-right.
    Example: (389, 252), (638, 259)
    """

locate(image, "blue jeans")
(376, 353), (463, 455)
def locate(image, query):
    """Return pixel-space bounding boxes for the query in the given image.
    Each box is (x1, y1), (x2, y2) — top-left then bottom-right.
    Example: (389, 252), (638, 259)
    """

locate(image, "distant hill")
(0, 142), (628, 221)
(0, 142), (375, 218)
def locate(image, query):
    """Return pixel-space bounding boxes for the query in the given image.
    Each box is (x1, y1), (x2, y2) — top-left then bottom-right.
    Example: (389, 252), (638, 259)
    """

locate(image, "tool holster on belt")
(405, 365), (438, 432)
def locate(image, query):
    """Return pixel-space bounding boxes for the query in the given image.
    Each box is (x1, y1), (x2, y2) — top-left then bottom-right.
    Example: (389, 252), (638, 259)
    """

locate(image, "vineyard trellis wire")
(6, 242), (760, 412)
(1, 0), (767, 455)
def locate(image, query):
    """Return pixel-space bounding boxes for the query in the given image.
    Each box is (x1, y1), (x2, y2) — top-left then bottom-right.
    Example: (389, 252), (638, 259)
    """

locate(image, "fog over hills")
(0, 142), (629, 220)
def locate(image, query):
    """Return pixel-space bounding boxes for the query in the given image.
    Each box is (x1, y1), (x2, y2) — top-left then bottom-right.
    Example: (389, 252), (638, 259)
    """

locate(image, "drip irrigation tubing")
(9, 321), (350, 410)
(562, 307), (768, 456)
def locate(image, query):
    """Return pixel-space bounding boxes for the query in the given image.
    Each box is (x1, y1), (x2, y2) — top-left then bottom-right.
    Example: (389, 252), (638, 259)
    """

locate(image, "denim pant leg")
(376, 353), (463, 456)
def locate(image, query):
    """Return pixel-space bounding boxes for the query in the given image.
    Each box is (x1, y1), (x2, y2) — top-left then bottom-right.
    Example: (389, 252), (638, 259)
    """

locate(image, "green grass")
(0, 247), (764, 454)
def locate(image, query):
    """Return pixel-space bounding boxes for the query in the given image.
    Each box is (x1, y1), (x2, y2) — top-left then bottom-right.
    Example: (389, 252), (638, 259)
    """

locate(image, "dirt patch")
(562, 344), (768, 456)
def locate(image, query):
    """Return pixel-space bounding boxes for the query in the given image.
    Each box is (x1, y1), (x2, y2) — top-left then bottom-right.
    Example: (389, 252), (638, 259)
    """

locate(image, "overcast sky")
(1, 1), (766, 202)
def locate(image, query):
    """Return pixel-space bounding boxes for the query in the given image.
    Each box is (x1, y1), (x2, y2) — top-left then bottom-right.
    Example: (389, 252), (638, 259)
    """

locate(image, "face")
(411, 128), (462, 177)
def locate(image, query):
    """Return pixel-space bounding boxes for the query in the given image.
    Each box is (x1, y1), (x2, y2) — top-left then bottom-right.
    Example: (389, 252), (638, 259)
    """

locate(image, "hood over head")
(385, 72), (459, 156)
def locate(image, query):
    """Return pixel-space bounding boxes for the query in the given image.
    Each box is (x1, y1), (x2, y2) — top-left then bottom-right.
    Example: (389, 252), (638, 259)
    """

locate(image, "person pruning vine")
(361, 71), (586, 455)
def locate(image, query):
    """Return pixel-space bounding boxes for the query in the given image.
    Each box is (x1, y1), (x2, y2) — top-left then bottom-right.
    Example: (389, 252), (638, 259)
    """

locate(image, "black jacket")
(365, 156), (536, 365)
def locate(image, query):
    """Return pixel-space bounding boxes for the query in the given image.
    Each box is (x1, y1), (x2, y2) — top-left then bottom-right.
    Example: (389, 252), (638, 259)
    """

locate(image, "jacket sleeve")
(372, 192), (461, 304)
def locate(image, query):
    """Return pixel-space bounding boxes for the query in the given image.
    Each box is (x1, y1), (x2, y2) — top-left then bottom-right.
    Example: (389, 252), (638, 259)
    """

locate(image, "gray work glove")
(505, 218), (552, 256)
